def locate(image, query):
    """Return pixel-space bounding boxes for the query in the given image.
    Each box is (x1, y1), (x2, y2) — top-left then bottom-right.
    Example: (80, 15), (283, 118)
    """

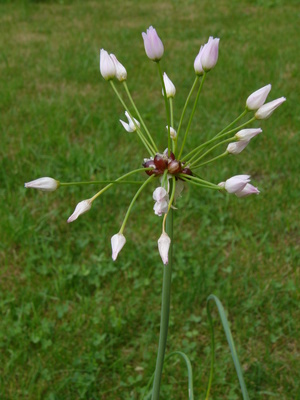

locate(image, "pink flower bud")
(235, 128), (262, 141)
(142, 26), (164, 61)
(67, 199), (92, 223)
(227, 141), (250, 154)
(153, 187), (168, 202)
(100, 49), (116, 81)
(201, 37), (220, 72)
(235, 183), (260, 197)
(162, 73), (176, 98)
(24, 177), (59, 192)
(153, 200), (169, 216)
(111, 233), (126, 261)
(110, 53), (127, 81)
(194, 45), (204, 76)
(158, 232), (171, 265)
(255, 97), (286, 120)
(246, 84), (271, 111)
(218, 175), (250, 193)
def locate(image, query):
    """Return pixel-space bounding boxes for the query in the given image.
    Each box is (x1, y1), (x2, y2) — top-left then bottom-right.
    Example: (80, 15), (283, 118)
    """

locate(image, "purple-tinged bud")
(235, 183), (260, 198)
(24, 177), (59, 192)
(162, 72), (176, 98)
(142, 26), (164, 61)
(111, 233), (126, 261)
(246, 84), (271, 111)
(110, 53), (127, 82)
(226, 141), (250, 154)
(235, 128), (262, 141)
(201, 37), (220, 72)
(153, 200), (169, 216)
(194, 45), (204, 76)
(67, 199), (92, 223)
(154, 153), (168, 171)
(218, 175), (250, 193)
(158, 232), (171, 265)
(168, 159), (181, 174)
(100, 49), (116, 81)
(143, 158), (156, 175)
(181, 167), (192, 176)
(255, 97), (286, 120)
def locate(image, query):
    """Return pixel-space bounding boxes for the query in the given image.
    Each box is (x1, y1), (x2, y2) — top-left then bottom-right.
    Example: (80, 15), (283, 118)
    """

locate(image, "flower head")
(162, 72), (176, 98)
(110, 53), (127, 82)
(142, 26), (164, 61)
(120, 111), (140, 132)
(255, 97), (286, 120)
(67, 199), (92, 223)
(246, 84), (271, 111)
(158, 232), (171, 265)
(100, 49), (116, 80)
(24, 177), (59, 192)
(111, 233), (126, 261)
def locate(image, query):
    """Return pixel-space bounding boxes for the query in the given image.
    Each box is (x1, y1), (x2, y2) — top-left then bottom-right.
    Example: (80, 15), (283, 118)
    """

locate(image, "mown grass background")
(0, 0), (299, 399)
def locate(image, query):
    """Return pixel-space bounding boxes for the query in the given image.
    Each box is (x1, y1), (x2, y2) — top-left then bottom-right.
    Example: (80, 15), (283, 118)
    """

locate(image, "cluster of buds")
(25, 25), (286, 266)
(143, 149), (192, 177)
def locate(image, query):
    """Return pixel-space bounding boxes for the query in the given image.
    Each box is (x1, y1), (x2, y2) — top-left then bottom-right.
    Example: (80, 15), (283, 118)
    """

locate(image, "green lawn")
(0, 0), (299, 399)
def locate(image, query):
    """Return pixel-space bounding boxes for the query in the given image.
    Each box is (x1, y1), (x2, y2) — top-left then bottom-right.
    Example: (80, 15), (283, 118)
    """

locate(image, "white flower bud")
(227, 141), (250, 154)
(246, 84), (271, 111)
(111, 233), (126, 261)
(158, 232), (171, 265)
(218, 175), (250, 193)
(67, 199), (92, 223)
(235, 128), (262, 141)
(142, 26), (164, 61)
(119, 111), (140, 132)
(100, 49), (116, 80)
(255, 97), (286, 120)
(110, 53), (127, 82)
(24, 177), (59, 192)
(201, 36), (220, 72)
(162, 72), (176, 98)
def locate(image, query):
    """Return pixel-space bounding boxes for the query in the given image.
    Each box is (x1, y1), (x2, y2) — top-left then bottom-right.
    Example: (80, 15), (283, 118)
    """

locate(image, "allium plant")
(25, 26), (286, 399)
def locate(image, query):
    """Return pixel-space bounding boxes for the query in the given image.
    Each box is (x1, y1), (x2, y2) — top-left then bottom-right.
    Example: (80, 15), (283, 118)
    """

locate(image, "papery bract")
(110, 53), (127, 82)
(24, 177), (59, 192)
(100, 49), (116, 81)
(246, 84), (271, 111)
(255, 97), (286, 120)
(142, 26), (164, 61)
(158, 232), (171, 265)
(111, 233), (126, 261)
(67, 199), (92, 223)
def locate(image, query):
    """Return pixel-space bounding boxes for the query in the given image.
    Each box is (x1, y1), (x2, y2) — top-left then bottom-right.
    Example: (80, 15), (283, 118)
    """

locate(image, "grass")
(0, 0), (299, 399)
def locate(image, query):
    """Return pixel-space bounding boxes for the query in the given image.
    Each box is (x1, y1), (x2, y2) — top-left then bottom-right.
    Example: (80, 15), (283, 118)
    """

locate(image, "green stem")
(174, 76), (199, 155)
(157, 62), (171, 156)
(189, 137), (233, 167)
(192, 151), (228, 170)
(123, 81), (159, 153)
(60, 180), (144, 186)
(178, 73), (206, 159)
(151, 208), (173, 400)
(213, 109), (248, 139)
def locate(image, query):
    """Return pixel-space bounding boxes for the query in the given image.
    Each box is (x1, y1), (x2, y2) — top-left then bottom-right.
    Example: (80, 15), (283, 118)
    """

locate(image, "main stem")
(151, 209), (174, 400)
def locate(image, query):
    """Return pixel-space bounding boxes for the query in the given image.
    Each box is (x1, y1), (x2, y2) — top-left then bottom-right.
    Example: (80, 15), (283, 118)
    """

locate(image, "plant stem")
(151, 208), (173, 400)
